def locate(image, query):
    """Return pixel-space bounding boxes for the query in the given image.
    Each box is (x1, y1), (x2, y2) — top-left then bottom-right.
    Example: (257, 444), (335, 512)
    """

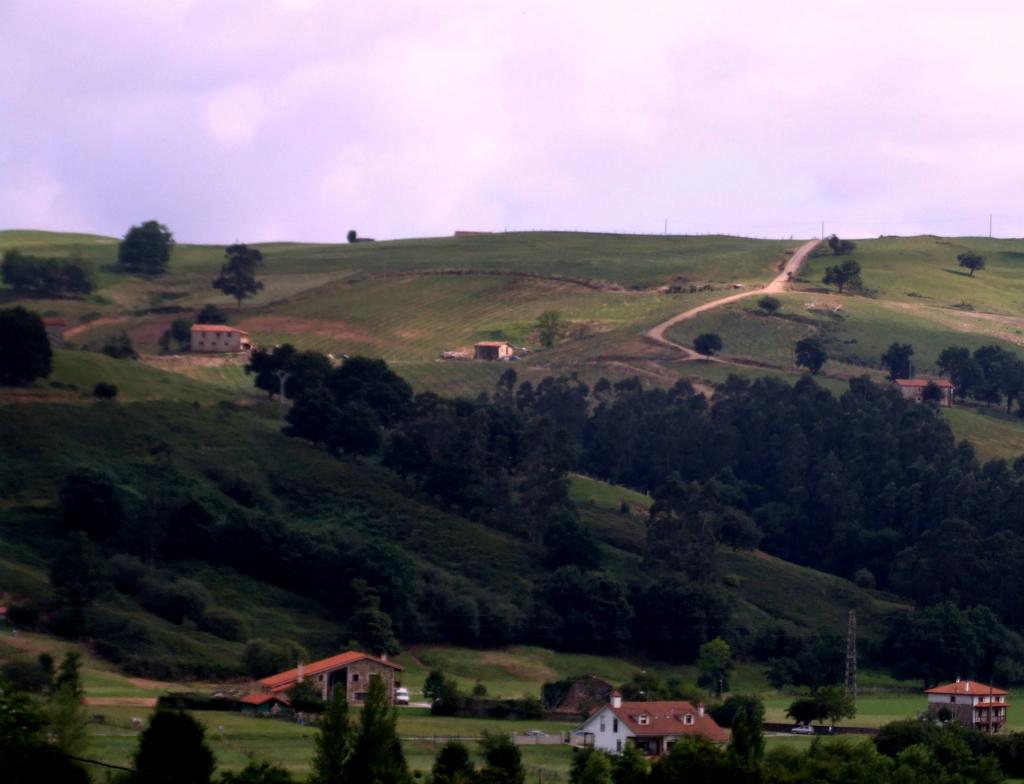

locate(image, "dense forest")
(11, 344), (1024, 686)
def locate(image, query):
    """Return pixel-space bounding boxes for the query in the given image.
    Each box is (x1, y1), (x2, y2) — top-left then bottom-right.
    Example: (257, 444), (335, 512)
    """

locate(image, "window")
(950, 696), (956, 703)
(637, 714), (649, 726)
(352, 673), (360, 682)
(616, 740), (622, 752)
(684, 714), (694, 725)
(613, 718), (618, 733)
(599, 718), (606, 732)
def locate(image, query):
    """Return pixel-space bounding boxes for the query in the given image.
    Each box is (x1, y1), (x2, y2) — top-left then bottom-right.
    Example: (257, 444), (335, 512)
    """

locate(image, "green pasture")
(801, 236), (1024, 315)
(569, 474), (652, 513)
(942, 405), (1024, 460)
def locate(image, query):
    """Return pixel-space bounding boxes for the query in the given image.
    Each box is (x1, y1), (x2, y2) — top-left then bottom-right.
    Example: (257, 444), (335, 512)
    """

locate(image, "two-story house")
(925, 679), (1009, 733)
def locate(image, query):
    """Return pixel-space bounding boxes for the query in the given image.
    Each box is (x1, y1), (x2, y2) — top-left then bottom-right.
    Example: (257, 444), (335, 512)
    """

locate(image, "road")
(645, 239), (821, 361)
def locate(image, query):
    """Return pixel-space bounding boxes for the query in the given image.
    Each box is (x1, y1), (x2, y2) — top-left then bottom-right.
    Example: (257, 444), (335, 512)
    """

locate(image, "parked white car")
(791, 724), (815, 735)
(395, 687), (410, 706)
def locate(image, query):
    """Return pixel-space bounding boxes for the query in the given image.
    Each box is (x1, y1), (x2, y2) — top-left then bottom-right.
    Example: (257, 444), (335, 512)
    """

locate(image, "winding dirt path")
(646, 239), (820, 360)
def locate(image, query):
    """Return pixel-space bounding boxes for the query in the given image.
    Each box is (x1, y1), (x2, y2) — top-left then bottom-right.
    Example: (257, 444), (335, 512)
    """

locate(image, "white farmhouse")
(925, 679), (1009, 733)
(574, 691), (728, 756)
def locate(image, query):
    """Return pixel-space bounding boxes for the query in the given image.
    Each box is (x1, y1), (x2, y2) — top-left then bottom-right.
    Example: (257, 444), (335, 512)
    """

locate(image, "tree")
(728, 701), (765, 763)
(133, 711), (215, 784)
(0, 306), (52, 386)
(478, 732), (524, 784)
(242, 639), (309, 679)
(537, 310), (562, 348)
(822, 259), (862, 293)
(881, 342), (914, 380)
(794, 337), (827, 375)
(310, 687), (352, 784)
(423, 669), (447, 703)
(118, 220), (174, 274)
(197, 303), (230, 324)
(612, 743), (649, 784)
(827, 234), (857, 255)
(46, 653), (88, 758)
(0, 677), (90, 784)
(695, 637), (732, 696)
(693, 333), (723, 358)
(814, 685), (856, 728)
(287, 680), (326, 714)
(757, 296), (781, 314)
(93, 381), (118, 400)
(958, 252), (986, 277)
(921, 381), (945, 404)
(48, 532), (100, 637)
(347, 230), (358, 243)
(348, 589), (400, 656)
(101, 332), (138, 360)
(785, 696), (824, 726)
(213, 243), (264, 308)
(59, 467), (127, 541)
(345, 675), (409, 784)
(577, 750), (613, 784)
(1, 250), (96, 296)
(328, 400), (383, 457)
(432, 741), (475, 784)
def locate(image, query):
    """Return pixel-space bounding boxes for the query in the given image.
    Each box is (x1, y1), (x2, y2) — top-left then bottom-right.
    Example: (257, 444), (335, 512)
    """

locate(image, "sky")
(3, 0), (1024, 243)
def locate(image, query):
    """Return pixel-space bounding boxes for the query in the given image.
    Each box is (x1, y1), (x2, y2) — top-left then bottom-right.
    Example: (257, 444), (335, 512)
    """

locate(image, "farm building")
(258, 651), (403, 704)
(190, 324), (252, 353)
(42, 317), (67, 346)
(925, 679), (1009, 733)
(894, 378), (954, 407)
(237, 693), (292, 716)
(474, 341), (513, 360)
(575, 691), (728, 756)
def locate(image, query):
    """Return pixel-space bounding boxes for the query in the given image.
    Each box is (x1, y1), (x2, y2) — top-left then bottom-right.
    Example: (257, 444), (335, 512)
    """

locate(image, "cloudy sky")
(3, 0), (1024, 243)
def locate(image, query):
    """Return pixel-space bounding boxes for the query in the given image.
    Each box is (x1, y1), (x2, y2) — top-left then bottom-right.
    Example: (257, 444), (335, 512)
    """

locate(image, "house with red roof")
(575, 691), (728, 756)
(237, 692), (292, 715)
(894, 378), (954, 407)
(190, 324), (252, 353)
(258, 650), (403, 705)
(925, 679), (1009, 733)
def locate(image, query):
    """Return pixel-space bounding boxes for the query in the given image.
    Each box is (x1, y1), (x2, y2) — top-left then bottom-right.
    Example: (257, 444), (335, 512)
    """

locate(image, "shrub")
(757, 296), (781, 314)
(242, 639), (309, 679)
(93, 381), (118, 399)
(1, 659), (52, 692)
(137, 577), (210, 624)
(101, 333), (138, 360)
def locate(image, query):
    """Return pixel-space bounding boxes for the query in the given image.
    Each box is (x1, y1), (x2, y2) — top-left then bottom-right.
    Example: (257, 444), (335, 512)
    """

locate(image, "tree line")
(2, 249), (96, 296)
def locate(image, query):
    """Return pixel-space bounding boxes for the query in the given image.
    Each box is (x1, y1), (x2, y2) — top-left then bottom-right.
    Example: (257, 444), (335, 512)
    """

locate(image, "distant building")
(575, 691), (728, 756)
(894, 378), (954, 407)
(42, 317), (67, 346)
(258, 651), (403, 705)
(925, 679), (1009, 733)
(474, 341), (513, 361)
(190, 324), (252, 353)
(237, 693), (291, 716)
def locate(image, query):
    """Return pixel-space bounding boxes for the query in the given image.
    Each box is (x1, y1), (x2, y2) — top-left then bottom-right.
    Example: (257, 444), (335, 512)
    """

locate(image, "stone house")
(190, 324), (252, 353)
(258, 651), (403, 705)
(474, 341), (513, 360)
(894, 378), (954, 407)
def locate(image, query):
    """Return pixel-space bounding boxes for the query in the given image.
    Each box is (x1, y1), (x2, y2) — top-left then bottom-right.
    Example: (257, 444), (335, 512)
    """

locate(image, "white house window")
(616, 740), (622, 752)
(683, 714), (694, 725)
(637, 714), (649, 726)
(613, 718), (618, 733)
(599, 718), (606, 732)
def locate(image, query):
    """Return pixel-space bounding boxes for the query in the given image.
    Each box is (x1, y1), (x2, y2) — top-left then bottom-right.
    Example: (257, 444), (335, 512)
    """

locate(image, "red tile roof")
(239, 693), (290, 706)
(895, 378), (954, 388)
(609, 701), (728, 743)
(475, 341), (510, 347)
(926, 680), (1007, 696)
(258, 651), (402, 692)
(191, 324), (249, 334)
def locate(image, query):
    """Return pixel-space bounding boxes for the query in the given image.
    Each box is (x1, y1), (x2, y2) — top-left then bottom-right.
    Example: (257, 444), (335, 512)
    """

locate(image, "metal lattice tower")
(845, 609), (858, 700)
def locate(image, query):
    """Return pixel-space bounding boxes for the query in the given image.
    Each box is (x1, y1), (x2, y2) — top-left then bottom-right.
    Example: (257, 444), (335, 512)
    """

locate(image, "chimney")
(611, 690), (622, 709)
(698, 703), (705, 718)
(381, 653), (388, 663)
(297, 662), (304, 683)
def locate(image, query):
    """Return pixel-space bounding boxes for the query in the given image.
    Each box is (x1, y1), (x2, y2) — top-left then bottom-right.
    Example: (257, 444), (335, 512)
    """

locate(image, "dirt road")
(646, 239), (820, 360)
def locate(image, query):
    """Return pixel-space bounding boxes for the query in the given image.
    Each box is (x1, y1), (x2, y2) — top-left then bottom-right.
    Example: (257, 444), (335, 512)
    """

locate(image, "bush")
(93, 381), (118, 399)
(108, 554), (150, 593)
(757, 296), (781, 314)
(198, 607), (250, 642)
(137, 576), (210, 624)
(196, 304), (230, 324)
(1, 659), (52, 692)
(101, 333), (138, 360)
(0, 306), (52, 386)
(242, 639), (309, 679)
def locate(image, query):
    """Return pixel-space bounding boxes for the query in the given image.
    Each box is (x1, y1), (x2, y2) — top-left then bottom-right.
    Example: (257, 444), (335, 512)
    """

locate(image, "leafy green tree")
(958, 252), (986, 276)
(345, 675), (409, 784)
(197, 303), (230, 324)
(424, 669), (447, 702)
(348, 588), (400, 656)
(577, 750), (613, 784)
(827, 234), (856, 255)
(822, 258), (862, 292)
(60, 467), (127, 541)
(757, 295), (781, 314)
(432, 741), (475, 784)
(921, 381), (945, 404)
(326, 356), (413, 426)
(287, 679), (326, 713)
(794, 336), (827, 374)
(214, 243), (264, 308)
(0, 306), (52, 386)
(478, 731), (524, 784)
(814, 685), (856, 728)
(48, 532), (100, 636)
(612, 743), (649, 784)
(785, 696), (823, 726)
(693, 333), (723, 358)
(347, 230), (358, 243)
(1, 250), (96, 296)
(46, 657), (88, 758)
(328, 400), (383, 457)
(696, 637), (732, 696)
(881, 342), (914, 380)
(101, 332), (138, 360)
(119, 220), (174, 274)
(133, 711), (216, 784)
(0, 677), (90, 784)
(93, 381), (118, 399)
(536, 310), (562, 348)
(728, 701), (765, 763)
(310, 687), (352, 784)
(429, 676), (465, 717)
(242, 639), (309, 679)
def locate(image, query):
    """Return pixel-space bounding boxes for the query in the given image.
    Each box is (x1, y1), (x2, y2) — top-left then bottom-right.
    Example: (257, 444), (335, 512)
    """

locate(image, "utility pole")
(664, 218), (668, 235)
(821, 220), (825, 240)
(844, 609), (858, 701)
(990, 213), (993, 238)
